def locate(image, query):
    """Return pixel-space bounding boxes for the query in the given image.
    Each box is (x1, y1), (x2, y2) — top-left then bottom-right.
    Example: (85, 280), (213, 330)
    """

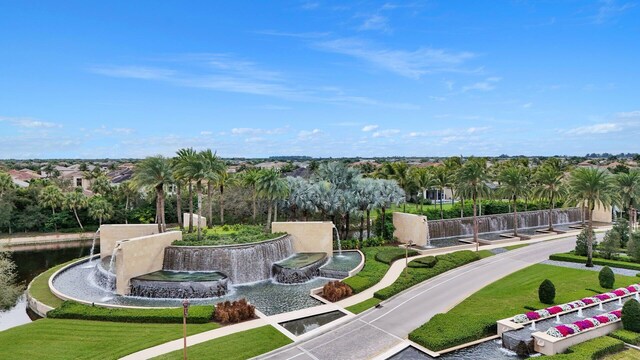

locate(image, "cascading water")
(332, 224), (342, 254)
(88, 229), (100, 261)
(108, 247), (118, 273)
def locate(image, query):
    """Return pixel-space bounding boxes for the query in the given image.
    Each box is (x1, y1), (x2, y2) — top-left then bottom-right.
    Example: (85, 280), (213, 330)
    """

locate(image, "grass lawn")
(603, 348), (640, 359)
(29, 258), (81, 308)
(345, 298), (382, 314)
(0, 319), (219, 360)
(153, 325), (292, 360)
(343, 246), (407, 293)
(389, 202), (454, 214)
(409, 263), (640, 351)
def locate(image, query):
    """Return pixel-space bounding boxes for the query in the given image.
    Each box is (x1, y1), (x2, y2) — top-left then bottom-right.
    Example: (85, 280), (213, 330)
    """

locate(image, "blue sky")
(0, 1), (638, 159)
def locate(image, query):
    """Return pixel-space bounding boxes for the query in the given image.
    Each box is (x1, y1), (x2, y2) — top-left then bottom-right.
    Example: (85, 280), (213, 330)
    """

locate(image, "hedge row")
(549, 252), (640, 271)
(342, 247), (395, 293)
(544, 336), (624, 359)
(374, 247), (418, 265)
(374, 250), (481, 300)
(48, 301), (214, 324)
(609, 329), (640, 345)
(408, 256), (437, 268)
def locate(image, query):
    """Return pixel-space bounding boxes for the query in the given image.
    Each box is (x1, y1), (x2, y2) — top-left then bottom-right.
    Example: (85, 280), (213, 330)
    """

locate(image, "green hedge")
(544, 336), (624, 359)
(374, 247), (418, 265)
(374, 251), (480, 300)
(48, 301), (214, 324)
(609, 329), (640, 345)
(550, 252), (640, 271)
(408, 256), (437, 268)
(343, 247), (395, 293)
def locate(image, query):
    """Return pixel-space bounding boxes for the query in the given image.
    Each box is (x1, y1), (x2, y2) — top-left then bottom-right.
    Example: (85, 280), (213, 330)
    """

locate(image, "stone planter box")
(532, 320), (622, 355)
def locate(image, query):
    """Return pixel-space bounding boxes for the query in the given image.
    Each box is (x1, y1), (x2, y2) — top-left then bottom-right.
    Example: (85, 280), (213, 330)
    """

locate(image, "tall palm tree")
(39, 185), (63, 231)
(533, 165), (567, 231)
(170, 157), (185, 229)
(90, 175), (112, 196)
(88, 195), (113, 226)
(133, 156), (172, 233)
(567, 167), (618, 267)
(119, 180), (138, 224)
(616, 170), (640, 234)
(199, 149), (225, 227)
(174, 148), (197, 233)
(434, 167), (451, 219)
(498, 165), (530, 236)
(376, 179), (405, 239)
(390, 162), (412, 212)
(256, 169), (289, 231)
(240, 169), (261, 223)
(457, 159), (490, 250)
(443, 156), (463, 218)
(64, 190), (88, 229)
(354, 178), (377, 244)
(411, 167), (435, 212)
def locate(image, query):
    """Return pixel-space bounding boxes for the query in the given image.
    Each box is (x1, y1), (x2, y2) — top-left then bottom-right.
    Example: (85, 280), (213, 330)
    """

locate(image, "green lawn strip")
(0, 319), (219, 360)
(477, 250), (495, 259)
(602, 348), (640, 359)
(153, 325), (292, 360)
(343, 247), (402, 293)
(374, 247), (418, 264)
(550, 252), (640, 271)
(48, 301), (214, 324)
(409, 263), (639, 351)
(374, 250), (482, 300)
(505, 244), (529, 251)
(345, 298), (382, 314)
(608, 329), (640, 345)
(544, 336), (624, 360)
(29, 258), (83, 308)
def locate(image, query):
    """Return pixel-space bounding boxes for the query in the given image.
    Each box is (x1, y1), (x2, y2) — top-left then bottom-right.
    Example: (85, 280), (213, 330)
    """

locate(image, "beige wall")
(183, 213), (207, 229)
(114, 230), (182, 295)
(393, 212), (428, 247)
(272, 222), (333, 255)
(99, 224), (159, 258)
(592, 204), (613, 223)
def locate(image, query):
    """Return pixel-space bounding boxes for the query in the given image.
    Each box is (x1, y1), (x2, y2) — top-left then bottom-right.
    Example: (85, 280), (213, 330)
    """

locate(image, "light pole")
(405, 240), (413, 277)
(183, 298), (190, 360)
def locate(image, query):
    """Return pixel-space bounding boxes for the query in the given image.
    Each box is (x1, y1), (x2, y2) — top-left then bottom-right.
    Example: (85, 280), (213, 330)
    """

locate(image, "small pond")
(279, 310), (346, 336)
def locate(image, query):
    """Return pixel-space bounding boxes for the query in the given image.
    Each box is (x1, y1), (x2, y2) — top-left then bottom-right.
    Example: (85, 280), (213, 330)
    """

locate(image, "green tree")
(616, 170), (640, 235)
(598, 266), (615, 288)
(567, 167), (618, 267)
(0, 251), (23, 310)
(90, 175), (112, 196)
(456, 158), (491, 250)
(575, 228), (597, 256)
(88, 195), (114, 226)
(390, 162), (412, 212)
(538, 279), (555, 304)
(434, 167), (451, 219)
(63, 190), (88, 229)
(627, 232), (640, 263)
(240, 169), (261, 223)
(411, 167), (435, 212)
(38, 185), (64, 231)
(599, 230), (620, 260)
(533, 165), (567, 231)
(133, 156), (172, 233)
(498, 165), (530, 237)
(174, 148), (197, 233)
(622, 299), (640, 332)
(256, 169), (289, 231)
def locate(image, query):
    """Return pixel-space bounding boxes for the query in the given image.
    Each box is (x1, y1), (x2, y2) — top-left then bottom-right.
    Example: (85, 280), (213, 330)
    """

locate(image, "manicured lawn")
(550, 252), (640, 271)
(545, 336), (624, 359)
(602, 348), (640, 359)
(409, 264), (639, 351)
(29, 258), (81, 308)
(153, 325), (292, 360)
(389, 202), (454, 214)
(505, 244), (529, 251)
(345, 298), (381, 314)
(0, 319), (219, 360)
(343, 247), (405, 293)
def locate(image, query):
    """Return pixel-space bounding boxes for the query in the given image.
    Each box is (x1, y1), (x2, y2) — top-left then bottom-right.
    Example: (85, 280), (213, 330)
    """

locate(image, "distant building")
(7, 169), (42, 188)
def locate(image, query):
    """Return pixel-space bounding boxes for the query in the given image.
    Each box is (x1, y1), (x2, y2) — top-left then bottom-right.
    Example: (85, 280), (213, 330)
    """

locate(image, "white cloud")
(200, 131), (213, 135)
(358, 14), (391, 32)
(372, 129), (400, 138)
(90, 66), (174, 80)
(409, 126), (489, 137)
(523, 102), (533, 108)
(0, 116), (62, 129)
(315, 38), (476, 79)
(231, 127), (288, 136)
(566, 123), (622, 135)
(362, 124), (379, 132)
(462, 77), (501, 92)
(298, 129), (322, 139)
(592, 0), (636, 24)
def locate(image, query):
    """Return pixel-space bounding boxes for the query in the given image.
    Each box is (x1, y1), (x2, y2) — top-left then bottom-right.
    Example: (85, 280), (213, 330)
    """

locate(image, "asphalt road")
(258, 234), (585, 360)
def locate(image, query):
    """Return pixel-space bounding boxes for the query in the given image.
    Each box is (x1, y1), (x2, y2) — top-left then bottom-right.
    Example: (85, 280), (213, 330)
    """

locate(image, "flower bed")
(512, 284), (640, 324)
(546, 310), (622, 338)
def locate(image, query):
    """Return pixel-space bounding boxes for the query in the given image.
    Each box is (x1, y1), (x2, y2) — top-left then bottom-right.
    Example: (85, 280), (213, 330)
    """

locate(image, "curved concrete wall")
(100, 224), (159, 258)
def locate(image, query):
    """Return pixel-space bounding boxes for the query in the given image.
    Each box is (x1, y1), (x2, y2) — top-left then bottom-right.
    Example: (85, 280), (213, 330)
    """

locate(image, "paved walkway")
(256, 235), (585, 360)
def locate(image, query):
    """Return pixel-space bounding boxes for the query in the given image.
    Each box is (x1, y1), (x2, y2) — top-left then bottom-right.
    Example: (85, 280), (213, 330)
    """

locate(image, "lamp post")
(405, 240), (413, 277)
(183, 298), (190, 360)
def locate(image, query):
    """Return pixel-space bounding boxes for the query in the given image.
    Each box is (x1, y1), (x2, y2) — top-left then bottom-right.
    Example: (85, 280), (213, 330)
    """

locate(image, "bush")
(175, 225), (285, 246)
(549, 253), (640, 271)
(213, 299), (255, 324)
(609, 329), (640, 345)
(374, 247), (418, 265)
(622, 299), (640, 332)
(575, 228), (597, 256)
(544, 336), (624, 359)
(613, 218), (630, 248)
(600, 230), (621, 260)
(408, 256), (437, 268)
(343, 247), (396, 293)
(599, 266), (615, 288)
(628, 232), (640, 263)
(374, 251), (480, 300)
(322, 281), (353, 302)
(48, 301), (213, 324)
(538, 279), (556, 304)
(372, 211), (396, 241)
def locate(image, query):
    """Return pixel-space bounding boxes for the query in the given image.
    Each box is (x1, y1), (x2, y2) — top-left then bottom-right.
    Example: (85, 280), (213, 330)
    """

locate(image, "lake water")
(0, 245), (93, 332)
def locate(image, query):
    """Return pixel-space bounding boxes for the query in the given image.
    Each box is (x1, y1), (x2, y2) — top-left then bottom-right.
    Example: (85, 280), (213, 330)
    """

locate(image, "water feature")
(87, 229), (100, 263)
(162, 235), (294, 284)
(279, 310), (346, 336)
(130, 271), (229, 298)
(427, 208), (582, 239)
(332, 224), (342, 254)
(387, 341), (525, 360)
(319, 251), (362, 279)
(272, 253), (328, 284)
(107, 247), (118, 273)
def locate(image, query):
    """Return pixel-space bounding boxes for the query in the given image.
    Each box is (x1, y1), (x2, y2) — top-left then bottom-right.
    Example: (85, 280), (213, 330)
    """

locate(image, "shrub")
(575, 228), (597, 256)
(408, 256), (437, 268)
(609, 329), (640, 345)
(622, 299), (640, 332)
(373, 211), (395, 240)
(549, 253), (640, 271)
(213, 299), (255, 324)
(0, 251), (23, 310)
(322, 281), (353, 302)
(544, 336), (624, 359)
(374, 247), (418, 265)
(175, 225), (286, 246)
(343, 247), (395, 293)
(47, 301), (213, 324)
(599, 230), (621, 260)
(599, 266), (615, 289)
(613, 218), (630, 248)
(538, 279), (555, 304)
(628, 232), (640, 263)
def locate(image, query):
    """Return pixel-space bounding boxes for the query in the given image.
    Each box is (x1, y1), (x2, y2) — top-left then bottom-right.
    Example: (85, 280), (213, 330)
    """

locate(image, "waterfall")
(108, 247), (118, 273)
(332, 224), (342, 254)
(428, 208), (582, 239)
(88, 229), (100, 262)
(162, 235), (294, 284)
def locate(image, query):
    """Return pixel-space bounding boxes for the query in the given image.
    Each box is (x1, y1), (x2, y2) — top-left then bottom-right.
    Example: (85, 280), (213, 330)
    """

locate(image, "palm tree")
(88, 195), (113, 226)
(533, 165), (567, 231)
(256, 169), (289, 231)
(498, 165), (530, 237)
(39, 185), (63, 231)
(411, 167), (435, 212)
(240, 169), (261, 223)
(90, 175), (112, 196)
(199, 150), (225, 227)
(443, 156), (463, 217)
(64, 190), (88, 229)
(433, 167), (451, 219)
(354, 178), (377, 244)
(456, 159), (490, 251)
(376, 179), (405, 239)
(567, 167), (618, 267)
(119, 180), (138, 224)
(174, 148), (197, 232)
(390, 162), (412, 212)
(616, 170), (640, 234)
(134, 156), (172, 233)
(170, 157), (185, 229)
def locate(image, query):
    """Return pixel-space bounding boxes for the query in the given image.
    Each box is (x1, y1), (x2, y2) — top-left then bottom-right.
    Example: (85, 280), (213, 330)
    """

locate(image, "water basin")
(279, 310), (346, 336)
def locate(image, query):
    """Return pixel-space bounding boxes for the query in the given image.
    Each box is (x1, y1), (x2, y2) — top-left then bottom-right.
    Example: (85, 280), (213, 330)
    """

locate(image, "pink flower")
(583, 298), (594, 305)
(556, 325), (573, 336)
(613, 290), (625, 296)
(526, 311), (540, 320)
(594, 315), (609, 323)
(547, 306), (563, 315)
